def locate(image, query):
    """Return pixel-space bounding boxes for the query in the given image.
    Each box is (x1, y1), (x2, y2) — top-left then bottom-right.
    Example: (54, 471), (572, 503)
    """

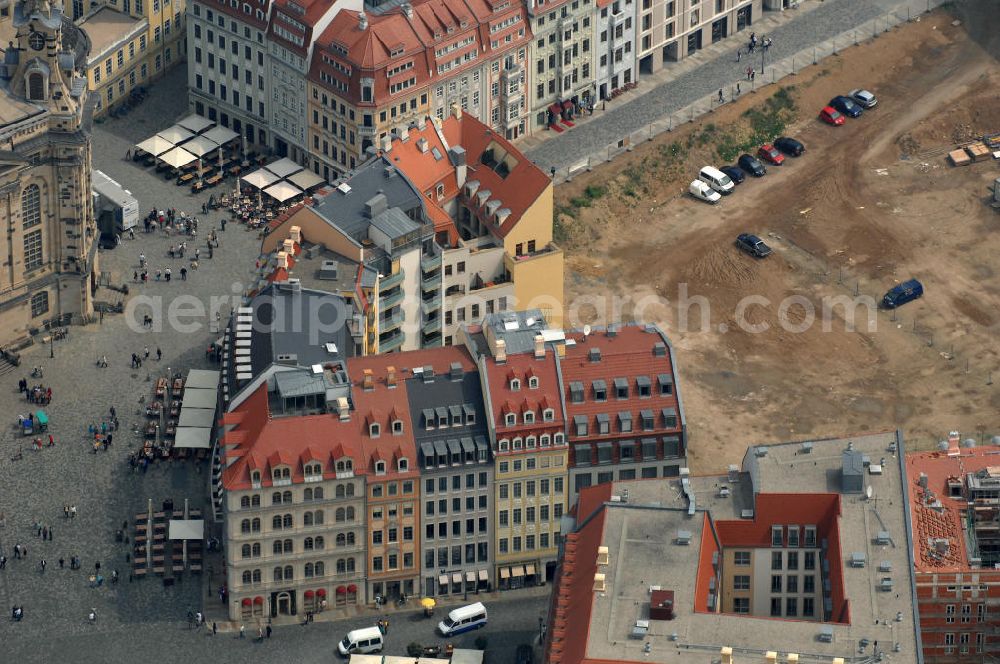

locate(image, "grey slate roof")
(405, 369), (489, 468)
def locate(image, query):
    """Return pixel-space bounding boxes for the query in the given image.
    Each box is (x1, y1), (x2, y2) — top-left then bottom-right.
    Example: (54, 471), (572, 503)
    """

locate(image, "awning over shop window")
(241, 598), (252, 607)
(562, 100), (574, 109)
(465, 571), (476, 582)
(525, 564), (536, 576)
(253, 596), (264, 605)
(347, 584), (358, 593)
(452, 572), (463, 584)
(304, 590), (315, 599)
(548, 103), (561, 115)
(317, 588), (327, 597)
(500, 567), (510, 580)
(439, 574), (449, 586)
(336, 586), (346, 595)
(478, 569), (489, 582)
(512, 565), (525, 577)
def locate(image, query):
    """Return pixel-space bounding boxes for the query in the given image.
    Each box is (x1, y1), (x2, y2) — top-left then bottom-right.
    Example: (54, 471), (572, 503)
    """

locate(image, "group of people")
(18, 379), (51, 404)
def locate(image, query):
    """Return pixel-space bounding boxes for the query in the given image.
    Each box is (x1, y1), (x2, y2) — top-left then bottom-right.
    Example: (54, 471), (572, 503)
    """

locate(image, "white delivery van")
(338, 626), (384, 656)
(437, 602), (488, 636)
(698, 166), (735, 195)
(689, 180), (722, 204)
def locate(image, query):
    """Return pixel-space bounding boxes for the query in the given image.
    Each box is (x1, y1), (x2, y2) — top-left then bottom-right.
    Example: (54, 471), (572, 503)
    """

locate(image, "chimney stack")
(336, 396), (350, 421)
(362, 368), (374, 391)
(359, 11), (368, 30)
(402, 2), (413, 19)
(450, 102), (462, 120)
(495, 339), (507, 364)
(720, 647), (733, 664)
(277, 251), (289, 269)
(386, 365), (397, 388)
(289, 225), (302, 243)
(534, 334), (545, 359)
(282, 238), (295, 255)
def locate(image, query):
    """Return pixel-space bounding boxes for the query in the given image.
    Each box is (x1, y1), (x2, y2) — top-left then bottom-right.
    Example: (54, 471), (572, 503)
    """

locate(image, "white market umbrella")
(136, 135), (174, 156)
(159, 147), (198, 169)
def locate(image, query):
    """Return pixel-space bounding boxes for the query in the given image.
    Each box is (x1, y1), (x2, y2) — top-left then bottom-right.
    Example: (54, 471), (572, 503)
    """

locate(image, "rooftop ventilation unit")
(318, 260), (339, 280)
(597, 546), (609, 566)
(801, 442), (813, 453)
(869, 463), (883, 475)
(422, 366), (434, 383)
(850, 552), (866, 568)
(449, 362), (463, 380)
(740, 509), (754, 519)
(727, 465), (740, 482)
(879, 561), (892, 573)
(276, 353), (298, 364)
(718, 487), (731, 498)
(675, 530), (692, 545)
(755, 447), (768, 457)
(879, 578), (894, 592)
(593, 573), (606, 592)
(876, 531), (891, 545)
(629, 620), (649, 639)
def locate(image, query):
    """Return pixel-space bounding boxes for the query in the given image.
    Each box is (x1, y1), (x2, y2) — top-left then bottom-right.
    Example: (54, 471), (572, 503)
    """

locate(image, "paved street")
(524, 0), (904, 171)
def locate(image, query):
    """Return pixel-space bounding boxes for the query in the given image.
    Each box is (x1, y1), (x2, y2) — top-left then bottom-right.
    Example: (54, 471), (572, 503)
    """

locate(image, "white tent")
(263, 157), (302, 178)
(185, 369), (221, 390)
(135, 135), (174, 156)
(240, 168), (279, 190)
(181, 387), (217, 409)
(201, 126), (239, 146)
(264, 180), (303, 203)
(159, 146), (198, 169)
(173, 427), (212, 449)
(168, 519), (205, 540)
(177, 408), (216, 429)
(182, 135), (219, 157)
(177, 114), (214, 134)
(287, 169), (325, 191)
(157, 125), (195, 145)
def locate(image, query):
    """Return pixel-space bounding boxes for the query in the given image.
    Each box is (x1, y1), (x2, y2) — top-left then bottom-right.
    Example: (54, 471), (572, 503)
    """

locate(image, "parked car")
(737, 154), (766, 177)
(689, 180), (722, 204)
(735, 233), (772, 258)
(849, 88), (878, 108)
(757, 144), (785, 166)
(698, 166), (735, 195)
(515, 644), (535, 664)
(720, 165), (745, 185)
(819, 106), (845, 126)
(881, 279), (923, 309)
(829, 95), (863, 118)
(774, 137), (805, 157)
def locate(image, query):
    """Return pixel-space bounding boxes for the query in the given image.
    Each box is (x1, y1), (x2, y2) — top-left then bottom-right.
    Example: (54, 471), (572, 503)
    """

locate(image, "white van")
(437, 601), (488, 636)
(337, 626), (384, 656)
(689, 180), (722, 204)
(698, 166), (735, 195)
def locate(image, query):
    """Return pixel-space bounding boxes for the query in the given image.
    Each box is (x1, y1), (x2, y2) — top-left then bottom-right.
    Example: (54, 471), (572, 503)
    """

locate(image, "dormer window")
(498, 439), (509, 451)
(374, 460), (387, 475)
(26, 71), (46, 102)
(505, 413), (516, 426)
(335, 458), (353, 474)
(510, 378), (521, 391)
(512, 437), (523, 450)
(523, 411), (535, 424)
(463, 404), (476, 425)
(370, 422), (381, 438)
(250, 470), (262, 486)
(304, 462), (322, 480)
(272, 467), (290, 480)
(526, 436), (537, 449)
(528, 376), (539, 389)
(554, 432), (565, 445)
(392, 420), (403, 435)
(398, 458), (409, 472)
(540, 434), (551, 447)
(543, 408), (555, 422)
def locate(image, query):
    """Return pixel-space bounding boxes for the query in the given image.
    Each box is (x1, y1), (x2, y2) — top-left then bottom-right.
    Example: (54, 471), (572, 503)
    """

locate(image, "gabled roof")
(483, 350), (564, 435)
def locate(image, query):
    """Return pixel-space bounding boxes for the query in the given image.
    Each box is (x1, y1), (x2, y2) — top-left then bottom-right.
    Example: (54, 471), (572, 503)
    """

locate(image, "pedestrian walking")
(718, 88), (724, 103)
(156, 347), (162, 361)
(144, 346), (149, 360)
(39, 559), (46, 573)
(212, 622), (218, 635)
(47, 527), (52, 541)
(736, 48), (742, 62)
(266, 624), (272, 639)
(58, 557), (63, 569)
(751, 69), (756, 82)
(239, 624), (246, 639)
(0, 555), (7, 569)
(737, 82), (741, 96)
(746, 66), (752, 80)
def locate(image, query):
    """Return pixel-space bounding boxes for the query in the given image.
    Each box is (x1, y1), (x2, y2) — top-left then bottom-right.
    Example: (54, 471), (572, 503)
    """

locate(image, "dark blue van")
(882, 279), (923, 309)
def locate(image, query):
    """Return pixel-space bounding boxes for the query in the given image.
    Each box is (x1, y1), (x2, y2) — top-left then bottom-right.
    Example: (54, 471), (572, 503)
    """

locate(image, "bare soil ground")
(555, 5), (1000, 471)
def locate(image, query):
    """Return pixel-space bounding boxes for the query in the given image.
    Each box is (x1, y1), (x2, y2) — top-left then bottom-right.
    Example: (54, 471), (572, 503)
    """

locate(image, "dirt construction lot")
(555, 4), (1000, 471)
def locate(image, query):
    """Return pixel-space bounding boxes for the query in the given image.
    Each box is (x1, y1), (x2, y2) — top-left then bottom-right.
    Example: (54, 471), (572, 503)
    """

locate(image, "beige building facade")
(0, 0), (98, 348)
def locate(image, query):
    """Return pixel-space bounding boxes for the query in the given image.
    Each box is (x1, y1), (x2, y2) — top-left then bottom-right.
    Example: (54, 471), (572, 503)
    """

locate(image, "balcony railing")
(231, 570), (365, 592)
(379, 270), (405, 291)
(380, 290), (405, 310)
(379, 330), (405, 353)
(421, 252), (442, 272)
(229, 545), (365, 565)
(379, 311), (405, 333)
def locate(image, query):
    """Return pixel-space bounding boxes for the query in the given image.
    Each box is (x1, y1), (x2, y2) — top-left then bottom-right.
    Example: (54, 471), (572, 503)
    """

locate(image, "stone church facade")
(0, 0), (98, 348)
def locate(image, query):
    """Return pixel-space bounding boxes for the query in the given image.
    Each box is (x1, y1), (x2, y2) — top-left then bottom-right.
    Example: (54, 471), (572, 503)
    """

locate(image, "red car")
(819, 106), (845, 126)
(757, 144), (785, 166)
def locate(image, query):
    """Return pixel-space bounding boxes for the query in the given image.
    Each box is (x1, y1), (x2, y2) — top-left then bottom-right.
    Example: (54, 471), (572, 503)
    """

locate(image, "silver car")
(849, 88), (877, 108)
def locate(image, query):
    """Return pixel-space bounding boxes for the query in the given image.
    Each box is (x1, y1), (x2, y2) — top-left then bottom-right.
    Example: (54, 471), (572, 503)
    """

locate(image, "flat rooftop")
(79, 7), (146, 62)
(557, 432), (921, 664)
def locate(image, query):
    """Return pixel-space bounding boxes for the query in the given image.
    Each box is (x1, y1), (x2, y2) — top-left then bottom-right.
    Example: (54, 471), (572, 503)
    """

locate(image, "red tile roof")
(559, 326), (682, 451)
(483, 350), (565, 448)
(268, 0), (333, 55)
(907, 444), (1000, 571)
(221, 383), (366, 491)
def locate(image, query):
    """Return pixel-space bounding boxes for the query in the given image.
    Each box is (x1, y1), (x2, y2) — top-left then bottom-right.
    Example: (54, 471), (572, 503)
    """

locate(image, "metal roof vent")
(449, 362), (463, 380)
(801, 442), (813, 454)
(675, 530), (692, 545)
(422, 366), (434, 383)
(755, 446), (768, 457)
(318, 260), (339, 280)
(850, 552), (866, 568)
(740, 509), (754, 519)
(876, 531), (891, 545)
(593, 573), (606, 592)
(589, 348), (601, 362)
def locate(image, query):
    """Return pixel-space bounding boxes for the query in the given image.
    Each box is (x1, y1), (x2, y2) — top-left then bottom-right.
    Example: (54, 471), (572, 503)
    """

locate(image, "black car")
(515, 644), (534, 664)
(735, 233), (772, 258)
(829, 95), (863, 118)
(774, 137), (805, 157)
(98, 232), (119, 250)
(737, 154), (766, 177)
(720, 165), (745, 185)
